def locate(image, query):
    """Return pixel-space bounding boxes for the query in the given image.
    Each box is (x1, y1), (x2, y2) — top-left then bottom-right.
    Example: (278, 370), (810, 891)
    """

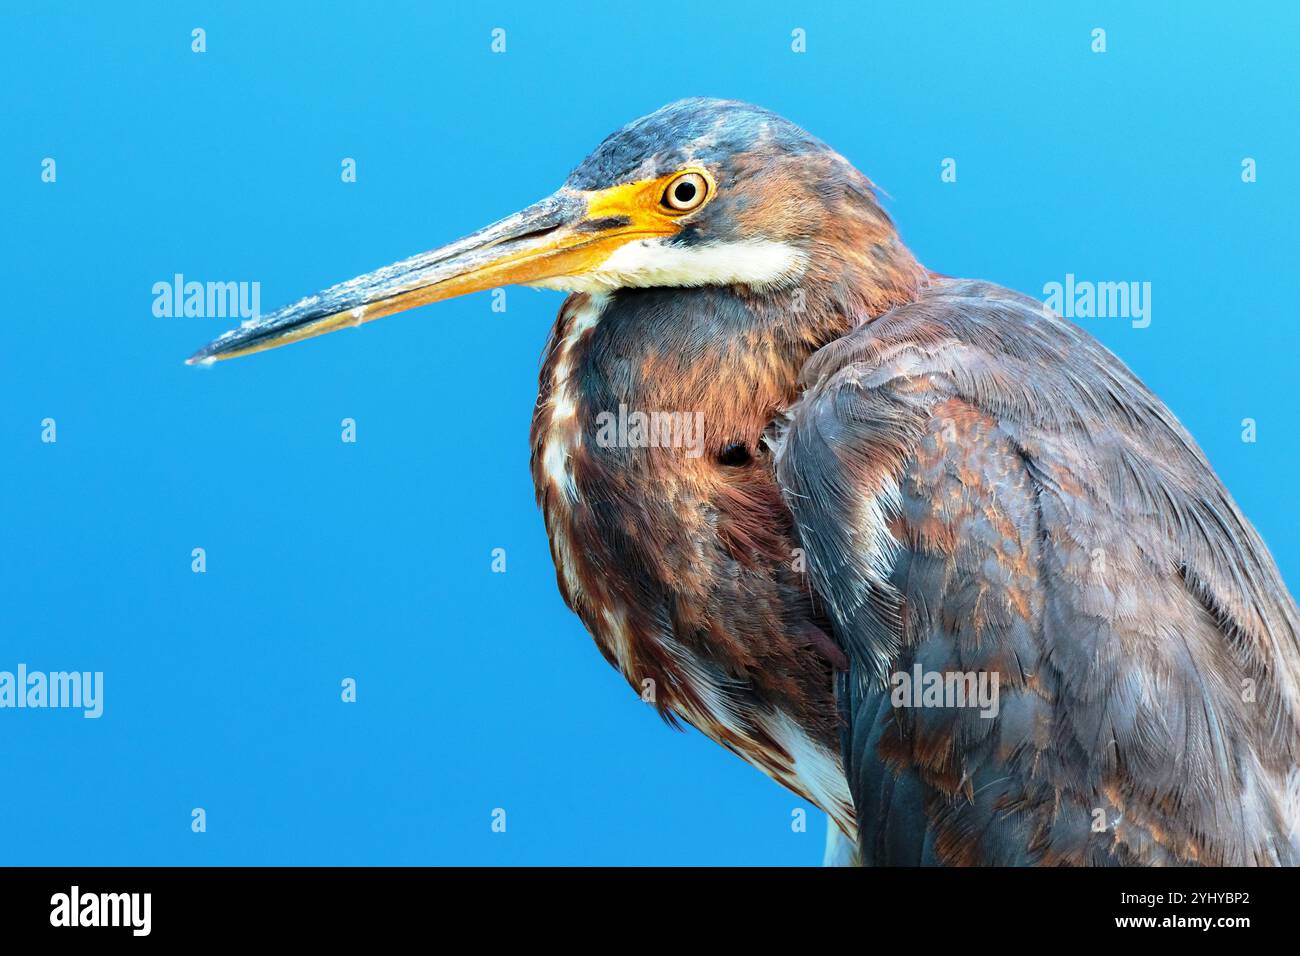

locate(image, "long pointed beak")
(186, 187), (668, 364)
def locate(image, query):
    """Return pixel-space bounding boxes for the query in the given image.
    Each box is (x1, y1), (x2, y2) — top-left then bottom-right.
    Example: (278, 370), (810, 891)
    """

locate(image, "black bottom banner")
(0, 865), (1283, 941)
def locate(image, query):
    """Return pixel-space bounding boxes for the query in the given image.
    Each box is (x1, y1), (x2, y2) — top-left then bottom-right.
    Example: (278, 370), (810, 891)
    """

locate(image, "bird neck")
(737, 236), (930, 389)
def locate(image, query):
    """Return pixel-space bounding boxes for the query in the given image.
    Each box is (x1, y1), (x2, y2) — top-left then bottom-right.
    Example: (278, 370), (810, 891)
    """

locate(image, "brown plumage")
(782, 280), (1300, 864)
(190, 97), (1300, 865)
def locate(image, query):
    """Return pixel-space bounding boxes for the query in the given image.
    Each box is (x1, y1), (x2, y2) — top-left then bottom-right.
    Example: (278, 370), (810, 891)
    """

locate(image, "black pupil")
(718, 442), (751, 466)
(674, 181), (696, 204)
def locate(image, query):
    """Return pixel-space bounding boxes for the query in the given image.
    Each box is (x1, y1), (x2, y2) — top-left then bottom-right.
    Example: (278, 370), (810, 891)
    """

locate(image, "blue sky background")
(1, 2), (1296, 865)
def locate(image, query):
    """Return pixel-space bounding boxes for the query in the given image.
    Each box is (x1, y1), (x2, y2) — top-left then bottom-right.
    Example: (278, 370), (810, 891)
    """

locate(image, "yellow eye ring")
(661, 172), (709, 213)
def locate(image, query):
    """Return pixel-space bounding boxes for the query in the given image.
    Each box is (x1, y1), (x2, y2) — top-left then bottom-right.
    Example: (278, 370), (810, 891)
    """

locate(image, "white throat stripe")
(529, 239), (807, 293)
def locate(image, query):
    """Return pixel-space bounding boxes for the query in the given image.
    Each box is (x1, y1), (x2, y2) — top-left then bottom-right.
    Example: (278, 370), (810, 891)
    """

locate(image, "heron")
(190, 98), (1300, 866)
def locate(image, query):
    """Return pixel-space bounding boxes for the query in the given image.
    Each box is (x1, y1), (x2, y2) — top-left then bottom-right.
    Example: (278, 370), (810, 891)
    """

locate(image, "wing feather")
(777, 279), (1300, 865)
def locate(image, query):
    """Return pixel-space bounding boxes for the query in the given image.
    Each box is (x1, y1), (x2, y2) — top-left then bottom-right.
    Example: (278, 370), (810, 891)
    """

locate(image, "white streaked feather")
(758, 708), (856, 838)
(540, 294), (608, 502)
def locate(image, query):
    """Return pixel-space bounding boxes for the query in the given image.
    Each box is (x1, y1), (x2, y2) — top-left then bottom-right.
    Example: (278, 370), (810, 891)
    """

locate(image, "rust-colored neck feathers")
(529, 195), (924, 825)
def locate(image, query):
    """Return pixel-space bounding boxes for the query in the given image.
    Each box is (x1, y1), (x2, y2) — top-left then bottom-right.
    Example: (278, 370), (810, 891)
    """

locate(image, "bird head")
(188, 98), (917, 364)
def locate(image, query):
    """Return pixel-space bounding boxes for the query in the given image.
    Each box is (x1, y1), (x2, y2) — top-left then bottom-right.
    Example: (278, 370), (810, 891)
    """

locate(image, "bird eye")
(717, 442), (752, 467)
(662, 172), (709, 213)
